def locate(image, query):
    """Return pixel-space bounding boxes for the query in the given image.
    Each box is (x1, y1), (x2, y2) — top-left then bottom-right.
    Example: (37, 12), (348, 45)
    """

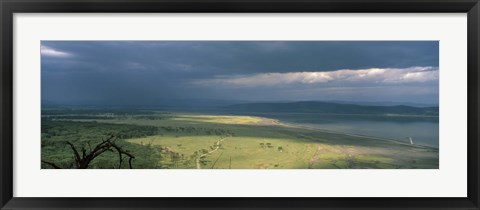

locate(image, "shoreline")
(43, 111), (439, 150)
(251, 115), (438, 150)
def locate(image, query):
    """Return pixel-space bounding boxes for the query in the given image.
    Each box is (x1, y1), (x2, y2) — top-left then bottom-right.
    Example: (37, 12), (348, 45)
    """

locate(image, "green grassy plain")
(41, 110), (439, 169)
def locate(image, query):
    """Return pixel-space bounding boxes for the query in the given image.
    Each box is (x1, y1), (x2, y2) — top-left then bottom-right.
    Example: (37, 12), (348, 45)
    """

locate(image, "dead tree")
(42, 135), (135, 169)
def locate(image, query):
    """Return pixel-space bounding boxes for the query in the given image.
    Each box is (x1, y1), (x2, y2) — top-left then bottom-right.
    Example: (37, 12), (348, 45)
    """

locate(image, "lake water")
(166, 107), (439, 148)
(233, 112), (439, 148)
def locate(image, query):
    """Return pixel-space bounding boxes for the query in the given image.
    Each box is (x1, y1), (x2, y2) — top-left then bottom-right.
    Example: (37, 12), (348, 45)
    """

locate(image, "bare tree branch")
(109, 142), (135, 169)
(66, 142), (81, 167)
(41, 160), (62, 169)
(43, 135), (135, 169)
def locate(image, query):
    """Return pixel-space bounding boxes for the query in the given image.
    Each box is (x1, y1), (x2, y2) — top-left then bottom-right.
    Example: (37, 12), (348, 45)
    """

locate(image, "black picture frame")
(1, 0), (479, 209)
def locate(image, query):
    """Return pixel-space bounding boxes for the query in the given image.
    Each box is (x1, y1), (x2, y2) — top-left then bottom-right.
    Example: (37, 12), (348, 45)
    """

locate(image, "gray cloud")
(195, 66), (438, 87)
(41, 41), (439, 106)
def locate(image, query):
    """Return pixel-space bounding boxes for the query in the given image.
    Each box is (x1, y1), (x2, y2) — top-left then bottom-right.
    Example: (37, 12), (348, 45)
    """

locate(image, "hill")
(224, 101), (439, 116)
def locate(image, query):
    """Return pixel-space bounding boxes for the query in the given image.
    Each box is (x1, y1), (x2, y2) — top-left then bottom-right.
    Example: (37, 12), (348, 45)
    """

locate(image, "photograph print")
(41, 41), (439, 169)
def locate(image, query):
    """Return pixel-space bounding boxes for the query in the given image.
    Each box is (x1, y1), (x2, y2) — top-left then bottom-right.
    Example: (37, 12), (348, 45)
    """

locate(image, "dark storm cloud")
(42, 41), (438, 74)
(41, 41), (439, 106)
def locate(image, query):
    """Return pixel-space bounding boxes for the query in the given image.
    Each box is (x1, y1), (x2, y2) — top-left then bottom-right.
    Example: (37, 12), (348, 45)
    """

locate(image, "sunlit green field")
(41, 110), (439, 169)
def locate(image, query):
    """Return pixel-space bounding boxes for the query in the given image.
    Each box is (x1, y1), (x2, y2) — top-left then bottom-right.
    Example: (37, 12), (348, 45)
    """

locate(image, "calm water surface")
(243, 112), (439, 148)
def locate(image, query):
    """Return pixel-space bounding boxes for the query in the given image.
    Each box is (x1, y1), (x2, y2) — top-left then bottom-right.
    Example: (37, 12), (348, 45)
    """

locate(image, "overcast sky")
(41, 41), (439, 106)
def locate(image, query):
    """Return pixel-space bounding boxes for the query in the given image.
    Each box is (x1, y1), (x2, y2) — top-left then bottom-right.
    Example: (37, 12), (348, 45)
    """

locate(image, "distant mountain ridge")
(224, 101), (439, 116)
(325, 100), (438, 108)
